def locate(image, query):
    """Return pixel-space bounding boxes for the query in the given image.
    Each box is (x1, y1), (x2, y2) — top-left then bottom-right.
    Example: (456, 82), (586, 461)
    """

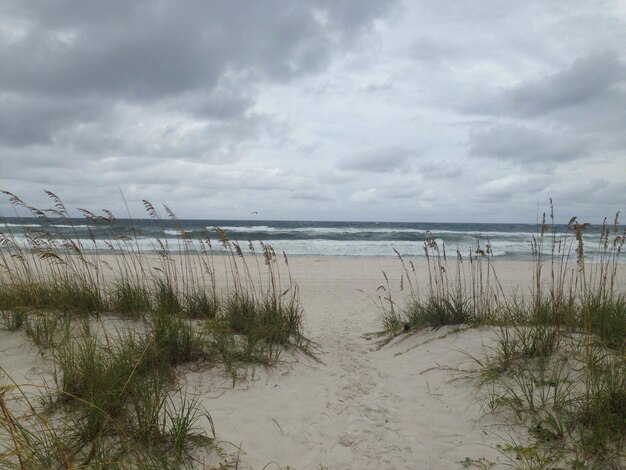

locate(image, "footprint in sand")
(338, 435), (354, 447)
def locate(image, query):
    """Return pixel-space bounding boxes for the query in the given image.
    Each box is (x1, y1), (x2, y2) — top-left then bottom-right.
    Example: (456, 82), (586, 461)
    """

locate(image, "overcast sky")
(1, 1), (625, 223)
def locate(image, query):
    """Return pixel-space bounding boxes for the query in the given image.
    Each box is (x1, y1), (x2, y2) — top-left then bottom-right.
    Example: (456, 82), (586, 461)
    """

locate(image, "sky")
(0, 1), (625, 223)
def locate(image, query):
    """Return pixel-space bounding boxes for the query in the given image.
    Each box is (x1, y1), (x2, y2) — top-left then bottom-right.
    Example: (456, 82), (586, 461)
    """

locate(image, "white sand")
(2, 257), (624, 469)
(184, 257), (548, 469)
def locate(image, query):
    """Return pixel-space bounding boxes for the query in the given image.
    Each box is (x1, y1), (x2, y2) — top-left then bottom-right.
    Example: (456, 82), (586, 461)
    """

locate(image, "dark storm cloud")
(183, 83), (256, 121)
(0, 0), (396, 155)
(0, 94), (102, 147)
(0, 1), (393, 98)
(0, 0), (400, 219)
(336, 146), (415, 173)
(468, 123), (590, 164)
(498, 51), (625, 116)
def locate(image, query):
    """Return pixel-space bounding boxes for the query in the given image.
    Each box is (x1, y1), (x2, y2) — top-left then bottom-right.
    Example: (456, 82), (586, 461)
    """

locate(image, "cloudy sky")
(1, 1), (625, 223)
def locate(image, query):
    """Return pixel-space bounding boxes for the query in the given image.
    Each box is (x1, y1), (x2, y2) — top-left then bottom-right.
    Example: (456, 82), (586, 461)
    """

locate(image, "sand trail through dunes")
(184, 258), (524, 469)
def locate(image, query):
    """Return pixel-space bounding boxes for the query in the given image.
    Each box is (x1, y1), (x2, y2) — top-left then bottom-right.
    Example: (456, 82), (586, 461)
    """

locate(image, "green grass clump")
(258, 295), (306, 346)
(148, 311), (206, 367)
(109, 280), (152, 317)
(576, 344), (626, 455)
(1, 372), (213, 469)
(220, 291), (304, 345)
(377, 242), (495, 335)
(154, 279), (181, 315)
(24, 313), (73, 350)
(404, 293), (474, 330)
(47, 324), (212, 465)
(585, 293), (626, 351)
(0, 309), (27, 331)
(55, 332), (145, 426)
(182, 289), (219, 319)
(0, 279), (104, 315)
(207, 288), (310, 380)
(223, 291), (257, 335)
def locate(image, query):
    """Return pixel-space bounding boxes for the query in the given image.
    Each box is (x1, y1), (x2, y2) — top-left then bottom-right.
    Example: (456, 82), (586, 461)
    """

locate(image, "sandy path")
(186, 258), (535, 469)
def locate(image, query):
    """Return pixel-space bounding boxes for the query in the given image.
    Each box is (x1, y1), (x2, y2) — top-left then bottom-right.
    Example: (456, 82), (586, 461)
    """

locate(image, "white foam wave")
(208, 225), (432, 235)
(51, 224), (90, 229)
(4, 223), (41, 228)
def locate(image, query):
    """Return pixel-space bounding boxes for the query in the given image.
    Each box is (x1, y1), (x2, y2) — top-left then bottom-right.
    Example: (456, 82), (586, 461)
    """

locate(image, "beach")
(4, 255), (622, 469)
(186, 256), (515, 469)
(3, 1), (625, 467)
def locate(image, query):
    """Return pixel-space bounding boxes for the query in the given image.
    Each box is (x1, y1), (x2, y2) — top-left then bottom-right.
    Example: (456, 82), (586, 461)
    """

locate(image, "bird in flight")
(251, 211), (258, 215)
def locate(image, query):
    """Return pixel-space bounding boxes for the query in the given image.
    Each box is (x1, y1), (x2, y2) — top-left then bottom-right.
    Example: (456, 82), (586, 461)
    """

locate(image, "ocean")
(1, 218), (618, 261)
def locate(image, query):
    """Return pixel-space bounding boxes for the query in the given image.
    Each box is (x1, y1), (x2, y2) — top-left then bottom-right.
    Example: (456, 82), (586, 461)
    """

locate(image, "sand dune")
(184, 257), (541, 469)
(2, 257), (624, 469)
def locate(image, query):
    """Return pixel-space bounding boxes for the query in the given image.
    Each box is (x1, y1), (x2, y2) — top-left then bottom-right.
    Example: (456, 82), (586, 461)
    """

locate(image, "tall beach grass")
(378, 203), (625, 468)
(0, 190), (311, 468)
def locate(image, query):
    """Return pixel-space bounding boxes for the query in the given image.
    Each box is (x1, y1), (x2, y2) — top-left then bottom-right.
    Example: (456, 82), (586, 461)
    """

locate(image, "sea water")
(1, 218), (617, 261)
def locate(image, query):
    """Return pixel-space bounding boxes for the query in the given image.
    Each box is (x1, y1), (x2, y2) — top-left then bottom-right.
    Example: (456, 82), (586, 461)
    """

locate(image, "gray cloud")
(0, 1), (396, 160)
(455, 49), (626, 188)
(382, 187), (422, 199)
(348, 188), (379, 203)
(469, 123), (590, 164)
(477, 174), (552, 200)
(0, 1), (394, 98)
(409, 36), (458, 63)
(293, 190), (334, 202)
(337, 146), (415, 173)
(419, 161), (463, 179)
(551, 179), (626, 207)
(0, 94), (102, 147)
(486, 51), (626, 117)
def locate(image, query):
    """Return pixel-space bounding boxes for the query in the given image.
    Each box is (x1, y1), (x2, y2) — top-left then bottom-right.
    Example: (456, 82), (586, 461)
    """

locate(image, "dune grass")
(378, 204), (625, 468)
(0, 190), (311, 362)
(0, 190), (311, 468)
